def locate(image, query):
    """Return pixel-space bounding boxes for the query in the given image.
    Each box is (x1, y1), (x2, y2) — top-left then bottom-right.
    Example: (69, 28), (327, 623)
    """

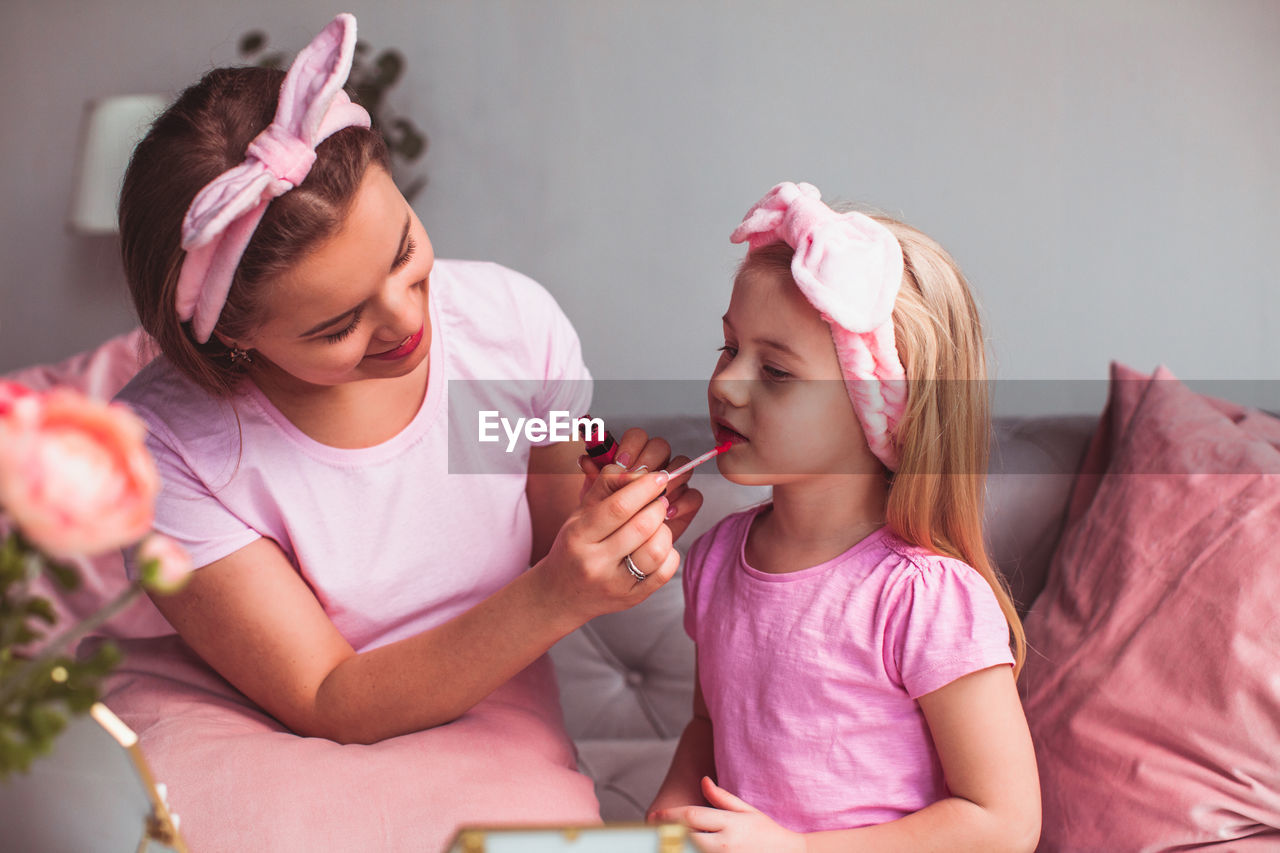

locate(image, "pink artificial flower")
(135, 533), (194, 594)
(0, 387), (160, 559)
(0, 380), (36, 416)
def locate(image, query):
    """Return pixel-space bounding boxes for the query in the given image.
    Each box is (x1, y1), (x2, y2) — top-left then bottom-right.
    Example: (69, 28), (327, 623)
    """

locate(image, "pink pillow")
(3, 329), (172, 648)
(1021, 363), (1280, 850)
(90, 636), (599, 850)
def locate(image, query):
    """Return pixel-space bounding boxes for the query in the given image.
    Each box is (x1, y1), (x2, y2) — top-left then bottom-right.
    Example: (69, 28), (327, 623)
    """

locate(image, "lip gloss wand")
(665, 441), (732, 480)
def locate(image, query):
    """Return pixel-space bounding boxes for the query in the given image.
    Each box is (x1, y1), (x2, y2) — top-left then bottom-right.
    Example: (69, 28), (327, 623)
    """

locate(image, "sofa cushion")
(1021, 363), (1280, 850)
(986, 416), (1095, 614)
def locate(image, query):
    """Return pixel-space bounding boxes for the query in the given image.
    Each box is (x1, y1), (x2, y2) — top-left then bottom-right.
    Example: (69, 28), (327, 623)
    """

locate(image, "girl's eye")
(762, 365), (791, 381)
(393, 237), (417, 270)
(717, 344), (738, 358)
(323, 307), (364, 344)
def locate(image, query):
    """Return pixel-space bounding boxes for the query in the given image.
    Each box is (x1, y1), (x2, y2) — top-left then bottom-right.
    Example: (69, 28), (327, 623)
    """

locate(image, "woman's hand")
(578, 427), (703, 542)
(532, 466), (680, 626)
(653, 777), (805, 853)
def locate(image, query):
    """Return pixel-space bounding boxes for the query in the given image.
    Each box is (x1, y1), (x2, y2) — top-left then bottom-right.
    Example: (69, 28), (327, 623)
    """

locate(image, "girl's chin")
(715, 455), (776, 488)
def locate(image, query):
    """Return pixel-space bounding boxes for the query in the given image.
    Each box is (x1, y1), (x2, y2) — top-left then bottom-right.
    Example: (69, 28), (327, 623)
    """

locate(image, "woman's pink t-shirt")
(683, 505), (1015, 832)
(116, 259), (591, 653)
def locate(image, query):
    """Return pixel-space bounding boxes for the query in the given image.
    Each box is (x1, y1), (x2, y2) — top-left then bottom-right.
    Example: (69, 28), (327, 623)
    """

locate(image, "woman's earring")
(228, 346), (253, 366)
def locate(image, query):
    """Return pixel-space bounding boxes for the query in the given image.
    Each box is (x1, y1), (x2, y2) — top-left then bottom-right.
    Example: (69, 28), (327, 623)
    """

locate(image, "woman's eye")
(393, 237), (417, 270)
(323, 308), (364, 343)
(716, 344), (738, 358)
(762, 365), (791, 381)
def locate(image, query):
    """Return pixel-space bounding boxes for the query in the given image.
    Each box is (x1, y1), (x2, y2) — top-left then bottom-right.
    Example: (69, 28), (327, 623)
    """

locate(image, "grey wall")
(3, 1), (1277, 397)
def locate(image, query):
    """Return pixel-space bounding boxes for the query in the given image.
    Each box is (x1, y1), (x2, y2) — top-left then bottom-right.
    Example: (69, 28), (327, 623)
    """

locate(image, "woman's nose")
(372, 278), (422, 338)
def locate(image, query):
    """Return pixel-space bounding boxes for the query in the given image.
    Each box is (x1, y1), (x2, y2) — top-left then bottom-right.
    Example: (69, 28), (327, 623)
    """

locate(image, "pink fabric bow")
(730, 181), (908, 470)
(174, 13), (371, 344)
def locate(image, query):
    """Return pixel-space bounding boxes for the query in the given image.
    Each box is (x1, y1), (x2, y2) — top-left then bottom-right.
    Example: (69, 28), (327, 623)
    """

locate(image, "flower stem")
(0, 582), (142, 709)
(0, 545), (40, 656)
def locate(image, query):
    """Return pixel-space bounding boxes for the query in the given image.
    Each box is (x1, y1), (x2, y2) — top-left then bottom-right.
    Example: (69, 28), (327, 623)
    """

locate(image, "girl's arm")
(648, 669), (716, 820)
(667, 665), (1041, 853)
(145, 467), (678, 746)
(803, 664), (1040, 853)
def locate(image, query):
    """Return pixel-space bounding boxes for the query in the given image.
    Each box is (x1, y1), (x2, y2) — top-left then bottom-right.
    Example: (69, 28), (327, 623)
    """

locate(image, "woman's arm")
(648, 669), (716, 819)
(147, 468), (678, 745)
(664, 665), (1041, 853)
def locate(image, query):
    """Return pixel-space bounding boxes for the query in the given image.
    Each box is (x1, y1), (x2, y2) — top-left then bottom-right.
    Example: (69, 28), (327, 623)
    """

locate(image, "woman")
(107, 15), (701, 850)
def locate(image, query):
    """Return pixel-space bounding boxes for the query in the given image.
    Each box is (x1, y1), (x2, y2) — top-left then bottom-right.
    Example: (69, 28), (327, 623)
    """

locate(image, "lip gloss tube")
(582, 417), (620, 467)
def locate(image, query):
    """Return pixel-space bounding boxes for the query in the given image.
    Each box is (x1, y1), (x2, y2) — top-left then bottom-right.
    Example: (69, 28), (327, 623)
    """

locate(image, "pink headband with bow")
(730, 181), (908, 470)
(174, 13), (371, 344)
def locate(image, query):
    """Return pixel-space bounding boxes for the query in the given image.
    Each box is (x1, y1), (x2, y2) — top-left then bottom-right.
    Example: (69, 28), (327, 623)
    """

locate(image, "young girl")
(106, 14), (699, 850)
(649, 182), (1041, 852)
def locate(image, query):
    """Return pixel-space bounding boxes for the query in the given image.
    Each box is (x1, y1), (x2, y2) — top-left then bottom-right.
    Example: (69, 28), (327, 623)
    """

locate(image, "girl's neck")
(747, 475), (889, 574)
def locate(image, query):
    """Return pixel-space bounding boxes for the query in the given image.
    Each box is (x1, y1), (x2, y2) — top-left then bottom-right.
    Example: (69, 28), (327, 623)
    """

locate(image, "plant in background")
(0, 382), (192, 777)
(239, 29), (429, 202)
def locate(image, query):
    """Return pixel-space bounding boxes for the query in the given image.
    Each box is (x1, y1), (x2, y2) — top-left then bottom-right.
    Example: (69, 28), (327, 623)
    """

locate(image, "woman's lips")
(366, 326), (424, 361)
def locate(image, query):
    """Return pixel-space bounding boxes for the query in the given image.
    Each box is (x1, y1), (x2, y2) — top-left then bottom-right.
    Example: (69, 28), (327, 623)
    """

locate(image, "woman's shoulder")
(114, 355), (241, 450)
(432, 258), (587, 382)
(433, 258), (563, 317)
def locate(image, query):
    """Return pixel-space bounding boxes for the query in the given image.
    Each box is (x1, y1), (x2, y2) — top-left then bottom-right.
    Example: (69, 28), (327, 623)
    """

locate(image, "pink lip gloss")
(665, 442), (732, 480)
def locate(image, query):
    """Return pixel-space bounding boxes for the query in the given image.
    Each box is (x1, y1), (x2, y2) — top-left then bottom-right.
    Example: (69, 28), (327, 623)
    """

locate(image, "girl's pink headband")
(730, 181), (908, 470)
(174, 13), (371, 344)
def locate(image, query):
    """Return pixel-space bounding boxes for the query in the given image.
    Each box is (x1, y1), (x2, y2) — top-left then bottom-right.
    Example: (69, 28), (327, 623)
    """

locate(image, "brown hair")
(119, 65), (390, 396)
(739, 218), (1026, 676)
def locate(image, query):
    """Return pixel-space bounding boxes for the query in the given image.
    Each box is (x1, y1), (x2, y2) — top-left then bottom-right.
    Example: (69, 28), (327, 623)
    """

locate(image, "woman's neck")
(248, 357), (430, 449)
(747, 474), (890, 574)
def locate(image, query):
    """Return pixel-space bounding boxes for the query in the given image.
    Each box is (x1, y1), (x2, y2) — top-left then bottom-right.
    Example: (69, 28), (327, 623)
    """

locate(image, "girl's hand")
(652, 777), (804, 853)
(578, 427), (704, 542)
(534, 467), (680, 626)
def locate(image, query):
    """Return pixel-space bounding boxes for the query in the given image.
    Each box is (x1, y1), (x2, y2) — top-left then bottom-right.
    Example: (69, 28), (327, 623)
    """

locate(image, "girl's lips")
(366, 326), (424, 361)
(714, 423), (748, 445)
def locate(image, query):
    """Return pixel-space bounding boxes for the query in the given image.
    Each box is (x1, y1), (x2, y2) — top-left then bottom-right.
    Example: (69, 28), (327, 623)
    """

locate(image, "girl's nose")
(709, 360), (751, 408)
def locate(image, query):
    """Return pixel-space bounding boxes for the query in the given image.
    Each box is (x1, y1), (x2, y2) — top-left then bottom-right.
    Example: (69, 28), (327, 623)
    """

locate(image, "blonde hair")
(738, 218), (1026, 676)
(875, 216), (1026, 677)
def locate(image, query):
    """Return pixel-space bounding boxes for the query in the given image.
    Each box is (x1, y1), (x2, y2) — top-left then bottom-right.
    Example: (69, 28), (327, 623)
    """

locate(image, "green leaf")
(23, 596), (55, 626)
(402, 176), (428, 204)
(238, 31), (267, 56)
(375, 51), (404, 87)
(390, 119), (426, 161)
(23, 704), (67, 741)
(44, 560), (80, 592)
